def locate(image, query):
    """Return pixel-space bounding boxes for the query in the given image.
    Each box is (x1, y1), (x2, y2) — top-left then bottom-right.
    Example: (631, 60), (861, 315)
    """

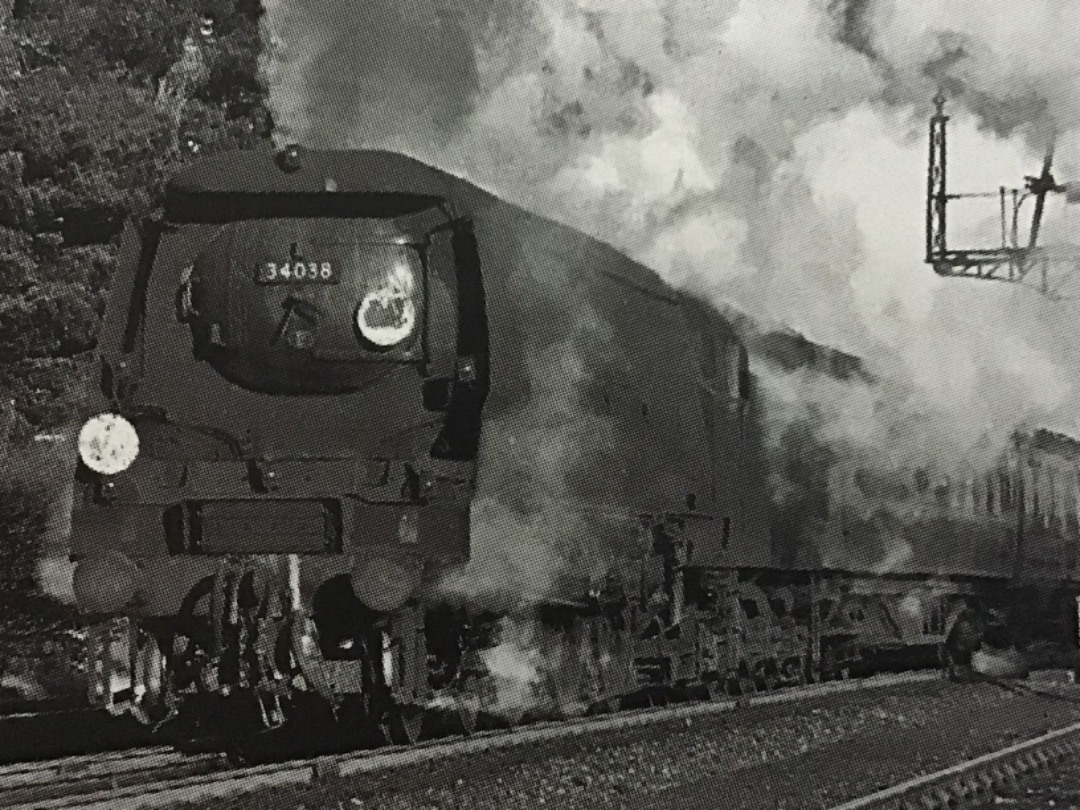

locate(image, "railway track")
(827, 722), (1080, 809)
(0, 707), (155, 765)
(0, 748), (226, 803)
(971, 743), (1080, 808)
(4, 671), (942, 810)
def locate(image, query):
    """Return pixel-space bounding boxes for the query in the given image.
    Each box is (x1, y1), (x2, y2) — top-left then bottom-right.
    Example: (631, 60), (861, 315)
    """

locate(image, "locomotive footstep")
(585, 698), (616, 716)
(456, 706), (478, 736)
(386, 707), (426, 745)
(225, 744), (253, 768)
(698, 682), (725, 702)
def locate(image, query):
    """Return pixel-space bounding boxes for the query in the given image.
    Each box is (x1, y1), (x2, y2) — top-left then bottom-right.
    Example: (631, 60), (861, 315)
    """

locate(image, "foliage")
(0, 485), (44, 581)
(0, 358), (91, 431)
(0, 0), (272, 648)
(0, 0), (270, 430)
(14, 0), (193, 82)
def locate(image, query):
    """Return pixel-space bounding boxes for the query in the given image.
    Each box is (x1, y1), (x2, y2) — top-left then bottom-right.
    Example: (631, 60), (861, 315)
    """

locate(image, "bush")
(0, 282), (98, 363)
(0, 249), (37, 295)
(0, 0), (272, 645)
(15, 0), (194, 83)
(38, 245), (114, 289)
(3, 69), (175, 185)
(0, 486), (45, 585)
(0, 357), (92, 430)
(195, 26), (265, 114)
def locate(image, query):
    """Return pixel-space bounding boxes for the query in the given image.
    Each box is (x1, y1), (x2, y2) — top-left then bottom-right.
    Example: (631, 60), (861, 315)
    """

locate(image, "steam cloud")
(260, 0), (1080, 583)
(439, 339), (621, 610)
(3, 425), (78, 605)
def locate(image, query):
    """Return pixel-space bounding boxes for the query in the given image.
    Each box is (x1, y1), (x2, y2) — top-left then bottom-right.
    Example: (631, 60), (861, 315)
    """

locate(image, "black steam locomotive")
(67, 145), (1080, 747)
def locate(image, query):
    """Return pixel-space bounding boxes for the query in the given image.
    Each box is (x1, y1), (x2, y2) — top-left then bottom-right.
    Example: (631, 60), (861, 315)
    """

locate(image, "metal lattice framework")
(925, 93), (1068, 294)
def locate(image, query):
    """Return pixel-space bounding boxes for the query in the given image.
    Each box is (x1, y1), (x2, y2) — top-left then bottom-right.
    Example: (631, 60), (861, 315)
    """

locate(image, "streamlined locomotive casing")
(68, 147), (772, 623)
(70, 151), (484, 619)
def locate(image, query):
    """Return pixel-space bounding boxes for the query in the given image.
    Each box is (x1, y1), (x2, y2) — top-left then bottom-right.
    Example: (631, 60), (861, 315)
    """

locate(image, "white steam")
(3, 427), (78, 605)
(260, 0), (1080, 578)
(478, 617), (545, 718)
(439, 339), (621, 608)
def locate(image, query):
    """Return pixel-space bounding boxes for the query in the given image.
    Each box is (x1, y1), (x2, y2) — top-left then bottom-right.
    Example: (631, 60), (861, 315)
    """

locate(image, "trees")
(0, 0), (270, 433)
(0, 0), (272, 664)
(14, 0), (194, 83)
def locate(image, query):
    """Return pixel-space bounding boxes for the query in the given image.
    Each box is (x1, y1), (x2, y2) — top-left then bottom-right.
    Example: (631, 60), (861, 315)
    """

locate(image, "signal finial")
(932, 91), (947, 118)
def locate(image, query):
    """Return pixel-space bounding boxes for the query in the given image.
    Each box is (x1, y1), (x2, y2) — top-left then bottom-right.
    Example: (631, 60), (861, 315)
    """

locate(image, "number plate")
(255, 260), (338, 284)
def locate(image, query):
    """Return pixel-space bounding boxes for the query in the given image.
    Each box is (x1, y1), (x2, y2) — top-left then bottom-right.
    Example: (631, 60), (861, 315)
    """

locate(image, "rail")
(828, 716), (1080, 810)
(5, 671), (942, 810)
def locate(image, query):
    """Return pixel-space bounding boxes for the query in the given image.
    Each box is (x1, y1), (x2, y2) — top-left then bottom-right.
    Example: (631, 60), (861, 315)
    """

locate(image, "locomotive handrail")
(122, 405), (248, 458)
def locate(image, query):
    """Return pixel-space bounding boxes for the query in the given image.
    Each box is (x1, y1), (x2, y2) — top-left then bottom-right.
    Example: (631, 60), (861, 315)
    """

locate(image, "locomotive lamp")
(78, 413), (140, 475)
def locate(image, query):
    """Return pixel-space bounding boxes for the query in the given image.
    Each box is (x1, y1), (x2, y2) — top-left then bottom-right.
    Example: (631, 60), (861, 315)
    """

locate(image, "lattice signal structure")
(926, 93), (1067, 294)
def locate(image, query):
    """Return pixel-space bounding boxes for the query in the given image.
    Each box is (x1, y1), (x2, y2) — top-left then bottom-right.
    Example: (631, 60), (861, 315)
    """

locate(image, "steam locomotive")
(67, 145), (1080, 747)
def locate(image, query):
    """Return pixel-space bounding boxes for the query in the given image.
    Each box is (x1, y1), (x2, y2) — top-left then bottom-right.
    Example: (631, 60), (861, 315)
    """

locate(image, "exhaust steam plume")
(259, 0), (1080, 580)
(3, 423), (78, 605)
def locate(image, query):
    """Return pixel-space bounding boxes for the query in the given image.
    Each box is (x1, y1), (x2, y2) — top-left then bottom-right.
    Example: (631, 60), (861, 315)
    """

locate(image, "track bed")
(0, 708), (155, 765)
(26, 672), (1080, 810)
(979, 747), (1080, 809)
(649, 674), (1080, 810)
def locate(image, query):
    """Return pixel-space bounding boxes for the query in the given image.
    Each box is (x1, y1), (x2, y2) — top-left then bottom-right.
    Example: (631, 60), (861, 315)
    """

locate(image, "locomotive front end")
(67, 147), (489, 737)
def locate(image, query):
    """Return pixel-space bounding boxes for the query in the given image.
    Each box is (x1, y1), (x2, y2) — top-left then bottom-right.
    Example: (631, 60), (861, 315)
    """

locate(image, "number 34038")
(257, 261), (336, 283)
